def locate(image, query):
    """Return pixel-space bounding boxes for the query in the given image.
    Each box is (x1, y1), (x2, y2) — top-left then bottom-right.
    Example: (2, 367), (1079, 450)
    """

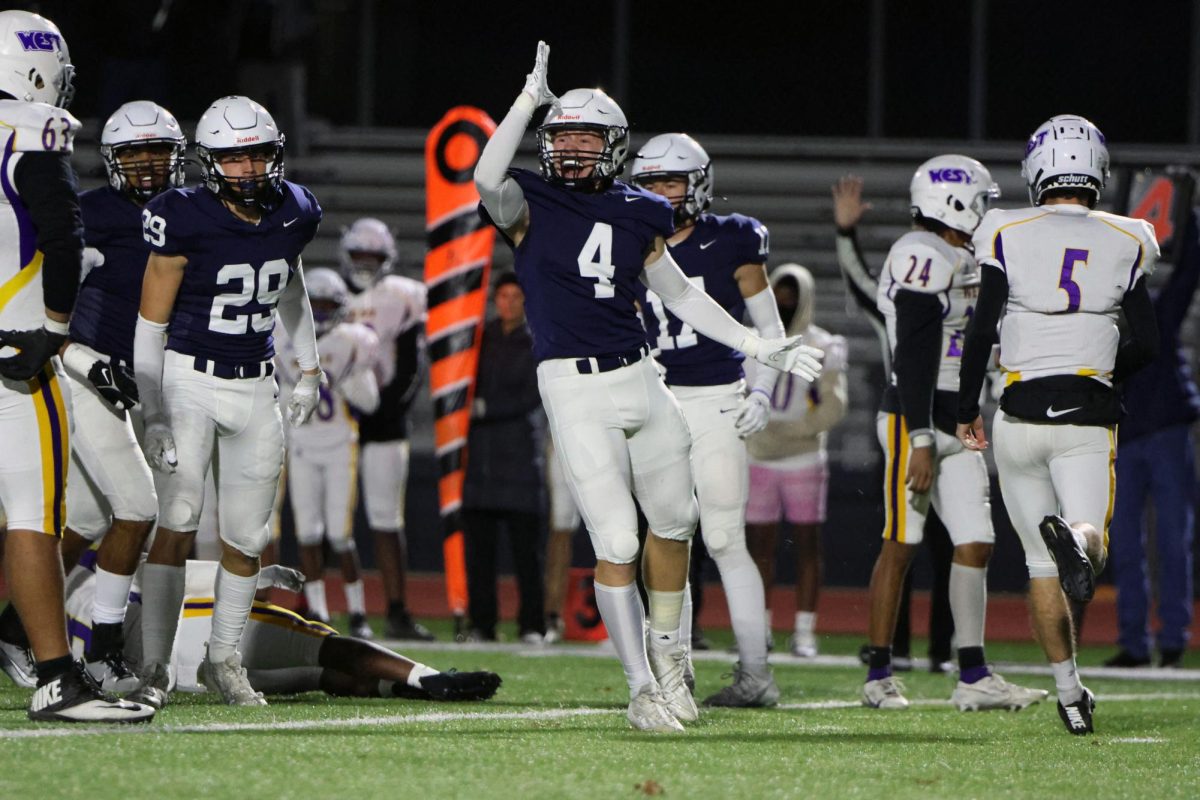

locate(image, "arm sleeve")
(957, 265), (1007, 422)
(743, 285), (785, 396)
(474, 93), (536, 230)
(892, 290), (944, 435)
(276, 262), (319, 372)
(641, 248), (758, 356)
(835, 229), (883, 323)
(12, 152), (82, 316)
(133, 314), (168, 424)
(1114, 279), (1160, 382)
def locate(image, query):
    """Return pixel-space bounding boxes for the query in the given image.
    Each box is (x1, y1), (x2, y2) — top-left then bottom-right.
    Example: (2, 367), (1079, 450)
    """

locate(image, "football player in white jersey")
(339, 218), (435, 641)
(0, 10), (152, 723)
(958, 115), (1160, 735)
(276, 267), (380, 638)
(862, 155), (1045, 713)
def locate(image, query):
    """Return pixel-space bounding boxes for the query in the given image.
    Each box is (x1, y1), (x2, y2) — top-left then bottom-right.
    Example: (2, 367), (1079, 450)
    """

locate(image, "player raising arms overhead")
(475, 42), (820, 732)
(132, 96), (324, 708)
(631, 133), (784, 708)
(958, 115), (1160, 735)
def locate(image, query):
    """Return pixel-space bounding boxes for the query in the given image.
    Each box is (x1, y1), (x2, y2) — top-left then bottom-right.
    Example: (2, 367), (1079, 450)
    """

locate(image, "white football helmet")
(339, 217), (397, 292)
(909, 154), (999, 236)
(630, 133), (713, 225)
(1022, 114), (1109, 206)
(100, 101), (186, 202)
(0, 10), (74, 108)
(537, 88), (629, 190)
(194, 95), (286, 211)
(305, 267), (350, 335)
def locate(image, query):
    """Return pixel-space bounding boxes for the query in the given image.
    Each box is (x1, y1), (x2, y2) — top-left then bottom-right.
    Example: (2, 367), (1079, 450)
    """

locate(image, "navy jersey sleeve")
(283, 181), (323, 247)
(729, 213), (769, 265)
(142, 189), (195, 256)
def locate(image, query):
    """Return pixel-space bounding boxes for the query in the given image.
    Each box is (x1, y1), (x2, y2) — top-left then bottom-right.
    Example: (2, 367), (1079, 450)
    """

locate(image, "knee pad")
(113, 492), (159, 525)
(651, 496), (699, 543)
(328, 535), (356, 555)
(591, 529), (640, 565)
(161, 496), (202, 531)
(221, 523), (271, 558)
(703, 525), (747, 558)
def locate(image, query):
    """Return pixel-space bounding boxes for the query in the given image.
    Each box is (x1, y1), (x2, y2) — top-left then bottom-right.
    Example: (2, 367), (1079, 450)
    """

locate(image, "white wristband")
(908, 428), (936, 448)
(44, 318), (70, 336)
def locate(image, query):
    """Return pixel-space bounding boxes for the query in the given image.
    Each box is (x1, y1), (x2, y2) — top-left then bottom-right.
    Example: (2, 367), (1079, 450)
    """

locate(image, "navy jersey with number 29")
(142, 181), (322, 363)
(486, 168), (674, 362)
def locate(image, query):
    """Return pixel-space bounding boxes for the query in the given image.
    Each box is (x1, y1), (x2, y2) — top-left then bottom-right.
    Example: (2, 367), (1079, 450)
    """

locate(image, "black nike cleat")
(1039, 515), (1095, 603)
(393, 669), (502, 701)
(28, 660), (155, 723)
(1057, 687), (1095, 735)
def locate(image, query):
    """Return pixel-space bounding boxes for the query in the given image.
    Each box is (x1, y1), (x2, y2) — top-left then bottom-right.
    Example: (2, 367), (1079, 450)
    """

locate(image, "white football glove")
(522, 40), (555, 107)
(753, 336), (823, 382)
(80, 246), (105, 281)
(257, 564), (305, 594)
(143, 418), (177, 474)
(287, 370), (324, 427)
(734, 388), (771, 438)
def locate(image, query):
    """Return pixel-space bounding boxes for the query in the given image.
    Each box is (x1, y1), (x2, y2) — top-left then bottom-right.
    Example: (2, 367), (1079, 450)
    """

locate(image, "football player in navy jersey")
(475, 42), (821, 732)
(51, 101), (186, 694)
(631, 133), (784, 708)
(131, 96), (324, 708)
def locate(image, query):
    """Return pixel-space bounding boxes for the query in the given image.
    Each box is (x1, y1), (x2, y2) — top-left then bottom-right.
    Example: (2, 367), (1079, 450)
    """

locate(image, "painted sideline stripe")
(1, 691), (1195, 741)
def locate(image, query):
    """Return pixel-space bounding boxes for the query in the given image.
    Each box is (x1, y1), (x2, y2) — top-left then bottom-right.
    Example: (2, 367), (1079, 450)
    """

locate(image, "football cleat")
(0, 636), (36, 688)
(952, 673), (1048, 711)
(627, 683), (684, 733)
(862, 676), (910, 709)
(126, 661), (171, 709)
(85, 650), (140, 694)
(519, 630), (546, 646)
(543, 615), (565, 644)
(703, 664), (780, 708)
(789, 631), (818, 659)
(386, 610), (435, 641)
(1039, 515), (1095, 602)
(1160, 649), (1184, 669)
(392, 669), (502, 702)
(198, 646), (267, 706)
(348, 613), (374, 640)
(28, 660), (154, 723)
(1057, 687), (1096, 735)
(1103, 649), (1151, 668)
(648, 643), (698, 723)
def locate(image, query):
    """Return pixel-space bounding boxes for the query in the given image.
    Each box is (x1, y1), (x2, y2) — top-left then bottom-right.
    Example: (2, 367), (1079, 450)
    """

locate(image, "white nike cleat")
(648, 643), (699, 722)
(862, 676), (910, 709)
(28, 661), (154, 723)
(0, 637), (36, 688)
(126, 661), (171, 709)
(627, 683), (684, 733)
(198, 646), (267, 706)
(952, 672), (1048, 711)
(789, 632), (818, 659)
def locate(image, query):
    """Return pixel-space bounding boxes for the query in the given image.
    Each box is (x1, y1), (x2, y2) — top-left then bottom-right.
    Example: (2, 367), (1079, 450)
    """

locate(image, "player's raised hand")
(957, 416), (988, 451)
(832, 175), (873, 230)
(755, 336), (823, 382)
(143, 419), (178, 474)
(734, 388), (771, 438)
(287, 369), (324, 427)
(522, 40), (555, 107)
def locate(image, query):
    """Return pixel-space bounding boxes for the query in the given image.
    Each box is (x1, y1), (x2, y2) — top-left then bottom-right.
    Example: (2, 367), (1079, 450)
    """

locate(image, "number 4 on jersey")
(577, 222), (616, 298)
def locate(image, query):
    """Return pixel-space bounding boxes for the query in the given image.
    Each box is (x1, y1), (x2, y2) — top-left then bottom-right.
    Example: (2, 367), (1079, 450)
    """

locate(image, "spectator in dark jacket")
(1107, 208), (1200, 669)
(463, 272), (546, 642)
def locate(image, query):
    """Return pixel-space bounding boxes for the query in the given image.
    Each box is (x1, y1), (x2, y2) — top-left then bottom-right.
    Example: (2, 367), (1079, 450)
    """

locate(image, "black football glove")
(88, 358), (139, 411)
(0, 327), (68, 381)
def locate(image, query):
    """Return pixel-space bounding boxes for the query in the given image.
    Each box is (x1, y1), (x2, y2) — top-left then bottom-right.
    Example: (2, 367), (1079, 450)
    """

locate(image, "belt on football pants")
(192, 356), (275, 380)
(573, 345), (648, 375)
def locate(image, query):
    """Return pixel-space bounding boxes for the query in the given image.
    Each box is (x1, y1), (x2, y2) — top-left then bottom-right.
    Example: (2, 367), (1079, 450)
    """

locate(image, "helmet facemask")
(101, 140), (185, 204)
(537, 123), (628, 192)
(634, 166), (712, 226)
(197, 139), (286, 212)
(342, 250), (390, 292)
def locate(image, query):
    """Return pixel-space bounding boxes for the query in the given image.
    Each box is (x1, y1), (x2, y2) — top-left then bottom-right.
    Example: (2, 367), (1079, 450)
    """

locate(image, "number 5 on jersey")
(578, 222), (616, 298)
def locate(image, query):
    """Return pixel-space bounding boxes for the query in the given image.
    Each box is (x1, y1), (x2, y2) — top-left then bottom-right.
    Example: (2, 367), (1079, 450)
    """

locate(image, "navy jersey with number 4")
(483, 168), (674, 362)
(143, 181), (321, 363)
(640, 213), (768, 386)
(70, 186), (151, 363)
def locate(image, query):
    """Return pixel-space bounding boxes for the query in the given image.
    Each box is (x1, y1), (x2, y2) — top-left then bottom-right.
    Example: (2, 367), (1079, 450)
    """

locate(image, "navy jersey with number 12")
(482, 168), (674, 362)
(143, 182), (322, 363)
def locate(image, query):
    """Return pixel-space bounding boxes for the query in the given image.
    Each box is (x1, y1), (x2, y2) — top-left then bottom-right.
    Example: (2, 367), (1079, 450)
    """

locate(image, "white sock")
(344, 580), (366, 616)
(92, 566), (134, 625)
(795, 610), (816, 636)
(304, 580), (329, 620)
(679, 584), (693, 650)
(1051, 658), (1083, 705)
(140, 563), (185, 665)
(646, 588), (685, 650)
(209, 566), (258, 663)
(712, 548), (769, 671)
(949, 563), (987, 649)
(593, 581), (654, 692)
(405, 662), (439, 688)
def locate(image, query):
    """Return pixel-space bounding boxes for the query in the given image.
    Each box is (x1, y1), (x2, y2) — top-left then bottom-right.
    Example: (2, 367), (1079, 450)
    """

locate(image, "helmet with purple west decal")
(909, 154), (999, 236)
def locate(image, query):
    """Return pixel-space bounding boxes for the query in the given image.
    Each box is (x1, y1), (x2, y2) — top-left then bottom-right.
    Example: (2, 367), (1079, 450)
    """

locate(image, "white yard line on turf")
(381, 639), (1200, 682)
(1, 692), (1195, 740)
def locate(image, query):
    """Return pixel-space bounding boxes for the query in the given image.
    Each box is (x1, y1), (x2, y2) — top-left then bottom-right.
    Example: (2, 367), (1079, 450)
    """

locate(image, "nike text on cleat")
(627, 683), (684, 733)
(1039, 515), (1095, 602)
(28, 661), (154, 723)
(862, 676), (909, 709)
(648, 643), (699, 722)
(703, 664), (780, 708)
(1057, 687), (1096, 735)
(198, 646), (267, 706)
(951, 673), (1048, 711)
(0, 637), (36, 688)
(1045, 405), (1082, 418)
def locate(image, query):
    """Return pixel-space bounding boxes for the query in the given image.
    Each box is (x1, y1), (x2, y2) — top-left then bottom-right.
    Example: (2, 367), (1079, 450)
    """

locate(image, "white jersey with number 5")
(972, 205), (1159, 386)
(876, 230), (978, 393)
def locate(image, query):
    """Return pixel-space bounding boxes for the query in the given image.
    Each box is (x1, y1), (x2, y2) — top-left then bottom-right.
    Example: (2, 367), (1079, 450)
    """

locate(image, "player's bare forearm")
(734, 262), (769, 298)
(140, 253), (187, 323)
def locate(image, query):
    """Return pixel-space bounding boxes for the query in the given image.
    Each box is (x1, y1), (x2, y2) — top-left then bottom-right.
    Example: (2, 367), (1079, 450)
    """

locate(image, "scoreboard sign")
(1120, 167), (1195, 259)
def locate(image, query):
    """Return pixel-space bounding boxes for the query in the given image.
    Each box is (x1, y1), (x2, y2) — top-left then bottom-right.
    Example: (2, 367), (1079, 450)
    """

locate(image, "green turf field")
(1, 626), (1197, 799)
